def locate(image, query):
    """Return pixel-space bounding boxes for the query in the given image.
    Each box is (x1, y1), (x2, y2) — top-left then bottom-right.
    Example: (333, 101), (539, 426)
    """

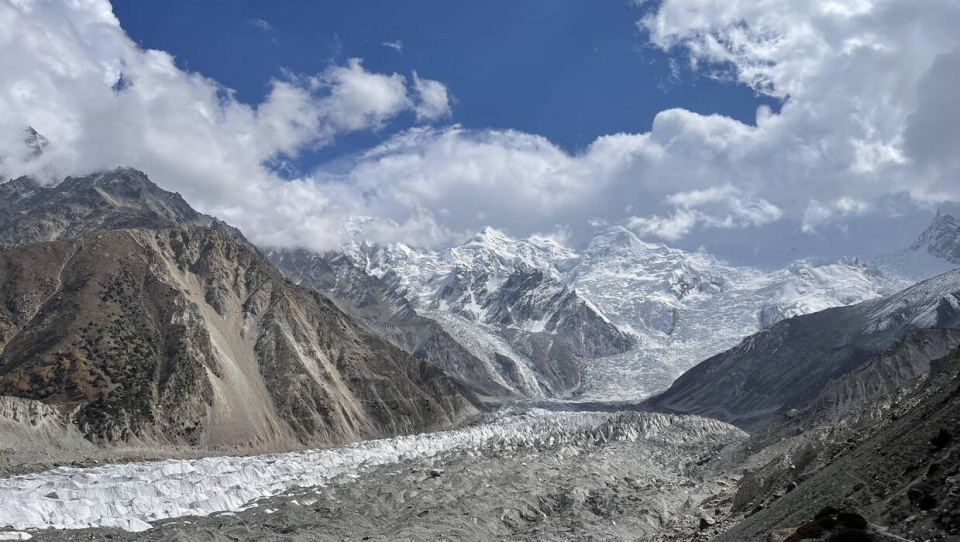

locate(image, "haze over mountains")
(3, 0), (960, 536)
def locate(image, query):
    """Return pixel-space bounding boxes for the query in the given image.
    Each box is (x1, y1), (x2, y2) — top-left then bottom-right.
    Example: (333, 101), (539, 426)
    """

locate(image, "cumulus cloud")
(1, 0), (959, 259)
(0, 0), (456, 250)
(628, 185), (782, 241)
(801, 197), (872, 233)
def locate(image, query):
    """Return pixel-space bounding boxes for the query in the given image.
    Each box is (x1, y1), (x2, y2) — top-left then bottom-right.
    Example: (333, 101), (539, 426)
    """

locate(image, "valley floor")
(0, 407), (743, 541)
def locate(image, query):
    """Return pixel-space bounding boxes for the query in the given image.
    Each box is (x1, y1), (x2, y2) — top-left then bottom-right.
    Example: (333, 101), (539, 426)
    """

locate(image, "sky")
(1, 0), (959, 265)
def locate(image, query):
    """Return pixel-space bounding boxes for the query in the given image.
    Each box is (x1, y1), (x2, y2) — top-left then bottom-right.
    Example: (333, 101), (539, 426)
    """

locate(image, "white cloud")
(628, 210), (699, 241)
(247, 18), (272, 32)
(382, 40), (403, 53)
(309, 58), (412, 133)
(629, 185), (782, 241)
(801, 197), (872, 233)
(0, 0), (455, 251)
(412, 72), (452, 122)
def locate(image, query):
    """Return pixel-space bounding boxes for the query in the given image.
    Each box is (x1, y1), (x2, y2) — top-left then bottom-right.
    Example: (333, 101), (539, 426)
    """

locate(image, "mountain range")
(274, 211), (955, 403)
(1, 160), (960, 540)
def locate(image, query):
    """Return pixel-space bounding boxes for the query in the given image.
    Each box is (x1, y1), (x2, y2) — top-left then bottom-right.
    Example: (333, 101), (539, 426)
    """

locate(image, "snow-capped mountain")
(336, 227), (635, 399)
(561, 227), (916, 400)
(912, 209), (960, 264)
(647, 269), (960, 430)
(273, 222), (943, 404)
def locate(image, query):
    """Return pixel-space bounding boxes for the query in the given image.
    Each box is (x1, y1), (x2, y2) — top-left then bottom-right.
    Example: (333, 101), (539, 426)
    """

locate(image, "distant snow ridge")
(343, 226), (633, 398)
(757, 258), (908, 328)
(0, 410), (741, 533)
(912, 210), (960, 264)
(337, 222), (926, 402)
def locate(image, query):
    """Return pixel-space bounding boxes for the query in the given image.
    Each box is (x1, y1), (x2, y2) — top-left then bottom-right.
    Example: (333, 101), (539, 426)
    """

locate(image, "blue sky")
(112, 1), (779, 169)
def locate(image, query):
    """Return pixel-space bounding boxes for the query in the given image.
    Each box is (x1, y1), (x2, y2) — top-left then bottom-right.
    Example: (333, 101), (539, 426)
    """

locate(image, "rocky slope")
(645, 270), (960, 430)
(0, 227), (477, 450)
(713, 341), (960, 541)
(0, 168), (251, 252)
(268, 249), (519, 401)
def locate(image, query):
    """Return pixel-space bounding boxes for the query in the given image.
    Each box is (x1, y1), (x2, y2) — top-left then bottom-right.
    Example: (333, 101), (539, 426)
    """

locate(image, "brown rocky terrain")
(0, 227), (477, 452)
(709, 341), (960, 541)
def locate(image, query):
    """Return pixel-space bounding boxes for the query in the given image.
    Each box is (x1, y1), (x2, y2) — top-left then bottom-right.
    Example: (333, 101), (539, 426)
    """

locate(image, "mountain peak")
(469, 226), (512, 246)
(23, 127), (47, 159)
(584, 226), (664, 256)
(0, 168), (255, 253)
(912, 209), (960, 264)
(60, 167), (156, 191)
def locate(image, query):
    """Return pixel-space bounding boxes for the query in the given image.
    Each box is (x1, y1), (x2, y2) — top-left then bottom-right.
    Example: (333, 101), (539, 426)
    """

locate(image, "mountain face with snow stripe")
(281, 221), (927, 402)
(0, 169), (480, 450)
(912, 209), (960, 264)
(645, 269), (960, 430)
(0, 227), (477, 448)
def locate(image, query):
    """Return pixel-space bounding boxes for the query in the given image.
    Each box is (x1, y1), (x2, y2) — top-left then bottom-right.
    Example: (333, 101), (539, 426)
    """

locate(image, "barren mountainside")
(645, 269), (960, 430)
(715, 341), (960, 541)
(0, 168), (251, 252)
(0, 227), (476, 450)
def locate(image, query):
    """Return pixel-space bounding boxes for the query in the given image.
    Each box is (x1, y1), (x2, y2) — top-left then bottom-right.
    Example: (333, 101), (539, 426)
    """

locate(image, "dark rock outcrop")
(714, 343), (960, 541)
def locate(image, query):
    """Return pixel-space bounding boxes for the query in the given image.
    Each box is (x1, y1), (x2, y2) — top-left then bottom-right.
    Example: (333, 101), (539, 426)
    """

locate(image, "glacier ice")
(0, 409), (741, 533)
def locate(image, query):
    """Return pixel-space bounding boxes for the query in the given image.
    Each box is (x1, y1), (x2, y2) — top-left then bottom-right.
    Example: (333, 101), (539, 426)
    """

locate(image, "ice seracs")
(0, 409), (743, 533)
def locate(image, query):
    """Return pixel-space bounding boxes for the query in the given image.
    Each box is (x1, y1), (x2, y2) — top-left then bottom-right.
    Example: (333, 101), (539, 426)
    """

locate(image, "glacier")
(0, 408), (742, 534)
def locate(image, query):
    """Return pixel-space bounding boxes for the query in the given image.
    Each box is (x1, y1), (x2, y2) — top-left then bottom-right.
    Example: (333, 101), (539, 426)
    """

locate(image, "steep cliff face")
(645, 270), (960, 430)
(268, 249), (519, 401)
(0, 168), (251, 252)
(0, 227), (477, 449)
(912, 209), (960, 264)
